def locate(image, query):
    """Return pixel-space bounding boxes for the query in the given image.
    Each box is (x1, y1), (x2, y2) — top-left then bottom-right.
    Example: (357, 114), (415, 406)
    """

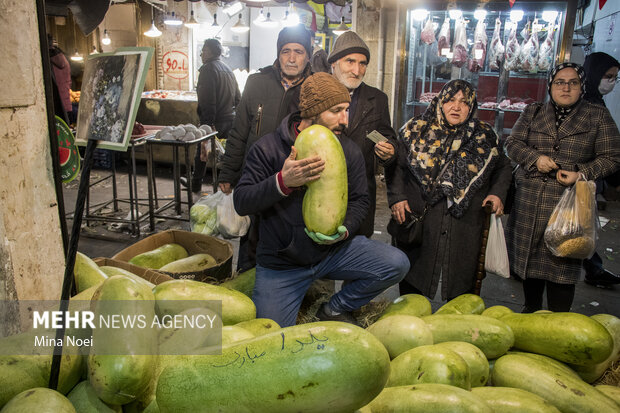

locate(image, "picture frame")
(75, 47), (153, 151)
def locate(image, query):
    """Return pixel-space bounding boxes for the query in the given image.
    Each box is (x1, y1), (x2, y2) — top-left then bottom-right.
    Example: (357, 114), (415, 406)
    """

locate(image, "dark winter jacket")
(505, 101), (620, 284)
(50, 50), (72, 113)
(344, 82), (397, 237)
(233, 113), (369, 269)
(219, 63), (312, 186)
(583, 52), (620, 106)
(196, 57), (240, 127)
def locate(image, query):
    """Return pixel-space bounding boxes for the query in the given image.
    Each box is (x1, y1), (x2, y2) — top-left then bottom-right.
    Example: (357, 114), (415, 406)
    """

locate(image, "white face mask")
(599, 78), (616, 95)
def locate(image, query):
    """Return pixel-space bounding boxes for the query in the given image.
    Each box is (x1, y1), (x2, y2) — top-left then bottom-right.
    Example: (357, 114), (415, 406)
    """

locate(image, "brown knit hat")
(299, 72), (351, 118)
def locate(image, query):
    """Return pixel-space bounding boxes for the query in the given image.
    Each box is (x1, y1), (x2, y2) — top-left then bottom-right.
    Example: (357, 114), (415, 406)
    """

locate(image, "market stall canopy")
(45, 0), (111, 35)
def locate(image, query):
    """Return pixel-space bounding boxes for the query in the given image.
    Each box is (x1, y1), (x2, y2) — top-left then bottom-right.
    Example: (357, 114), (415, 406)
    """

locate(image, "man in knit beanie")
(219, 24), (312, 273)
(233, 72), (409, 327)
(328, 30), (398, 238)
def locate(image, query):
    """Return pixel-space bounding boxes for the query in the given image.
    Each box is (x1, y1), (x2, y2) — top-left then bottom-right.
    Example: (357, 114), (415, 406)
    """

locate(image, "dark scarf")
(548, 62), (586, 127)
(399, 79), (500, 218)
(583, 52), (620, 106)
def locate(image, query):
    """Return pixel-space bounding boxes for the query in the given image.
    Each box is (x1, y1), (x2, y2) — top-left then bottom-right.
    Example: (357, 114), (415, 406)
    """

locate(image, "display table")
(146, 132), (219, 231)
(68, 136), (151, 237)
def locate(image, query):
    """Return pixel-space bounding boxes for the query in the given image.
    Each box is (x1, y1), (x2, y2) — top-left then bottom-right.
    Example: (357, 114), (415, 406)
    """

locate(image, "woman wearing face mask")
(505, 63), (620, 312)
(581, 52), (620, 286)
(386, 80), (512, 302)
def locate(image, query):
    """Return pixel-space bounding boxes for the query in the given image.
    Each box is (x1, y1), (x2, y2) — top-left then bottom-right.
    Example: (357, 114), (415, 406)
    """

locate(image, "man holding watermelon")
(233, 73), (409, 327)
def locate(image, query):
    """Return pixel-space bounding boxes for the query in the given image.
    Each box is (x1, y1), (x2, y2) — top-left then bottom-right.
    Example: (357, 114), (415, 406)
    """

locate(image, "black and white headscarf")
(548, 62), (586, 127)
(400, 80), (500, 218)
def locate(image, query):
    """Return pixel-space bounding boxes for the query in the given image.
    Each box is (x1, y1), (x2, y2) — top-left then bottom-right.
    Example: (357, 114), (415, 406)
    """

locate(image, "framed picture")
(75, 47), (153, 151)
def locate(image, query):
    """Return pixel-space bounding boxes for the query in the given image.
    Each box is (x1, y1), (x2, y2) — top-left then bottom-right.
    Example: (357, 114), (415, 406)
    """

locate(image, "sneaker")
(315, 302), (359, 325)
(180, 177), (201, 194)
(585, 268), (620, 287)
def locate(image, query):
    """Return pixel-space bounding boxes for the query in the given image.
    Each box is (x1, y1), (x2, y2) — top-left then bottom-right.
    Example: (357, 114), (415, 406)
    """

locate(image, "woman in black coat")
(582, 52), (620, 286)
(505, 63), (620, 312)
(386, 80), (511, 301)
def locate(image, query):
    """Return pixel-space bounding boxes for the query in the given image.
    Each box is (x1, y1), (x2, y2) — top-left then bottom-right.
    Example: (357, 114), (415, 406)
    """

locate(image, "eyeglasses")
(551, 80), (581, 89)
(602, 75), (620, 83)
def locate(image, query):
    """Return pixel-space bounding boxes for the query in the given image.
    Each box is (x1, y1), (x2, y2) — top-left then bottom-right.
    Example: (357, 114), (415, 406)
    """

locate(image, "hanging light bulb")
(542, 10), (558, 23)
(333, 17), (349, 36)
(231, 13), (249, 33)
(164, 11), (183, 26)
(253, 9), (266, 25)
(256, 10), (277, 28)
(282, 3), (300, 27)
(185, 10), (200, 29)
(411, 8), (428, 21)
(211, 13), (220, 28)
(510, 9), (524, 22)
(101, 29), (111, 45)
(474, 8), (487, 21)
(70, 49), (83, 62)
(144, 5), (162, 38)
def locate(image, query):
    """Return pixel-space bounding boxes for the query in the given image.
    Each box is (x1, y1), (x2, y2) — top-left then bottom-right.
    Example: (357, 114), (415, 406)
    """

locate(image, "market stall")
(394, 0), (577, 138)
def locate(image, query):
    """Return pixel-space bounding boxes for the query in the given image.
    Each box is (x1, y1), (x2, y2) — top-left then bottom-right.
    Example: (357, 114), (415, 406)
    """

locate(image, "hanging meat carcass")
(538, 22), (555, 71)
(519, 21), (539, 72)
(421, 18), (436, 45)
(468, 18), (488, 73)
(504, 21), (521, 71)
(488, 18), (505, 71)
(452, 18), (468, 68)
(437, 18), (451, 56)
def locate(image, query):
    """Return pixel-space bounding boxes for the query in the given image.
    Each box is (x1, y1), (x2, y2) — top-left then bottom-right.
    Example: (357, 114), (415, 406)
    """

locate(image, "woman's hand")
(535, 155), (558, 173)
(482, 195), (504, 216)
(391, 200), (411, 224)
(374, 141), (395, 161)
(557, 170), (580, 186)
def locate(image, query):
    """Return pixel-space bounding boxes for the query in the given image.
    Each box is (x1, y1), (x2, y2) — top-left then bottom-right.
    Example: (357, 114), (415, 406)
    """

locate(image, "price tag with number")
(161, 50), (189, 80)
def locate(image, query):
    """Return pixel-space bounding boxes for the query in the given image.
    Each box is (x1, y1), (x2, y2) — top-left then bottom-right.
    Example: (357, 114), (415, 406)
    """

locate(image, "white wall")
(249, 7), (291, 71)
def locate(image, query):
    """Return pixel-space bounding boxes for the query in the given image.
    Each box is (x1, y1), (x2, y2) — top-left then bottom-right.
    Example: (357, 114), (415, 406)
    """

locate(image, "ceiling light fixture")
(101, 29), (111, 45)
(474, 8), (487, 21)
(144, 5), (162, 38)
(70, 49), (83, 61)
(185, 10), (200, 29)
(211, 13), (220, 28)
(332, 17), (349, 36)
(231, 14), (250, 33)
(542, 10), (558, 23)
(164, 11), (182, 25)
(223, 2), (243, 17)
(253, 9), (266, 24)
(411, 8), (428, 21)
(510, 9), (524, 22)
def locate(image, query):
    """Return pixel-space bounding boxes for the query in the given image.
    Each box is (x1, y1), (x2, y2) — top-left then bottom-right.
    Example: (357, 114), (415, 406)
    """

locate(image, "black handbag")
(387, 211), (425, 245)
(387, 156), (453, 246)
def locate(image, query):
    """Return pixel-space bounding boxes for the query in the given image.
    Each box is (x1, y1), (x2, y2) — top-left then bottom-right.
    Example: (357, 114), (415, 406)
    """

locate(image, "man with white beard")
(328, 31), (397, 237)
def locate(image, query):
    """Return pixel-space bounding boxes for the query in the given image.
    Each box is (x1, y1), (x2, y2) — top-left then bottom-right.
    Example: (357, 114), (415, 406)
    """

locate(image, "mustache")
(333, 124), (346, 132)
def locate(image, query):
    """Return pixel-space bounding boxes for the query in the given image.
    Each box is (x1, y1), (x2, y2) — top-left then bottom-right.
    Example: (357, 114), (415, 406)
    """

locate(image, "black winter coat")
(196, 57), (240, 126)
(234, 113), (369, 270)
(344, 83), (397, 237)
(386, 136), (512, 300)
(219, 63), (312, 186)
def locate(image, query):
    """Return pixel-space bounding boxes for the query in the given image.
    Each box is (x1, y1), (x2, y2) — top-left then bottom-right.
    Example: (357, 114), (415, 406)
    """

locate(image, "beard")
(333, 66), (363, 90)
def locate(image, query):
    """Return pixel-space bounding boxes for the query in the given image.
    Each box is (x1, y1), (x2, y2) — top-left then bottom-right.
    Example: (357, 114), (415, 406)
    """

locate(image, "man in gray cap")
(329, 31), (397, 238)
(219, 24), (313, 272)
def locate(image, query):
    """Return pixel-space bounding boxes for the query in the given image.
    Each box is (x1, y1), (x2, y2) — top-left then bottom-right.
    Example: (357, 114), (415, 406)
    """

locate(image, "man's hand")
(374, 141), (395, 161)
(281, 146), (325, 188)
(219, 182), (233, 194)
(391, 200), (411, 224)
(535, 155), (558, 174)
(305, 226), (348, 245)
(557, 170), (580, 186)
(482, 195), (504, 216)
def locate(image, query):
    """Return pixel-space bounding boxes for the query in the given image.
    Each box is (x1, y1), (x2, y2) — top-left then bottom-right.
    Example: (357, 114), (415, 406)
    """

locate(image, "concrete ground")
(63, 153), (620, 317)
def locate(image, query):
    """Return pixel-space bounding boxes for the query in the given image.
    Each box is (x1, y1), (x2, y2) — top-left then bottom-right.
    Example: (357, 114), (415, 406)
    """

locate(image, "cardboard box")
(111, 229), (233, 282)
(93, 257), (173, 285)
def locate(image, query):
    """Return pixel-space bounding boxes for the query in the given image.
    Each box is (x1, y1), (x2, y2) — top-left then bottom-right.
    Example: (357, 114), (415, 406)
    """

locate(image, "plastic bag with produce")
(190, 192), (224, 235)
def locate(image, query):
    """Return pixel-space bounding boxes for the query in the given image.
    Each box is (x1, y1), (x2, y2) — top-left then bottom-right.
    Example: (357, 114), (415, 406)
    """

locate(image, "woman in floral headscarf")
(386, 79), (512, 301)
(505, 62), (620, 312)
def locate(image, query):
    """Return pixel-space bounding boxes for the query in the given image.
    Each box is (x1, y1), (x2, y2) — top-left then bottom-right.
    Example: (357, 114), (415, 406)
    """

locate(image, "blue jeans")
(252, 236), (410, 327)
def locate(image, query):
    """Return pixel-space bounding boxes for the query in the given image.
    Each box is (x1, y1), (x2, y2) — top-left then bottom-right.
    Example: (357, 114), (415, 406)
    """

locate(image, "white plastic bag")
(485, 214), (510, 278)
(216, 190), (250, 239)
(190, 192), (223, 235)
